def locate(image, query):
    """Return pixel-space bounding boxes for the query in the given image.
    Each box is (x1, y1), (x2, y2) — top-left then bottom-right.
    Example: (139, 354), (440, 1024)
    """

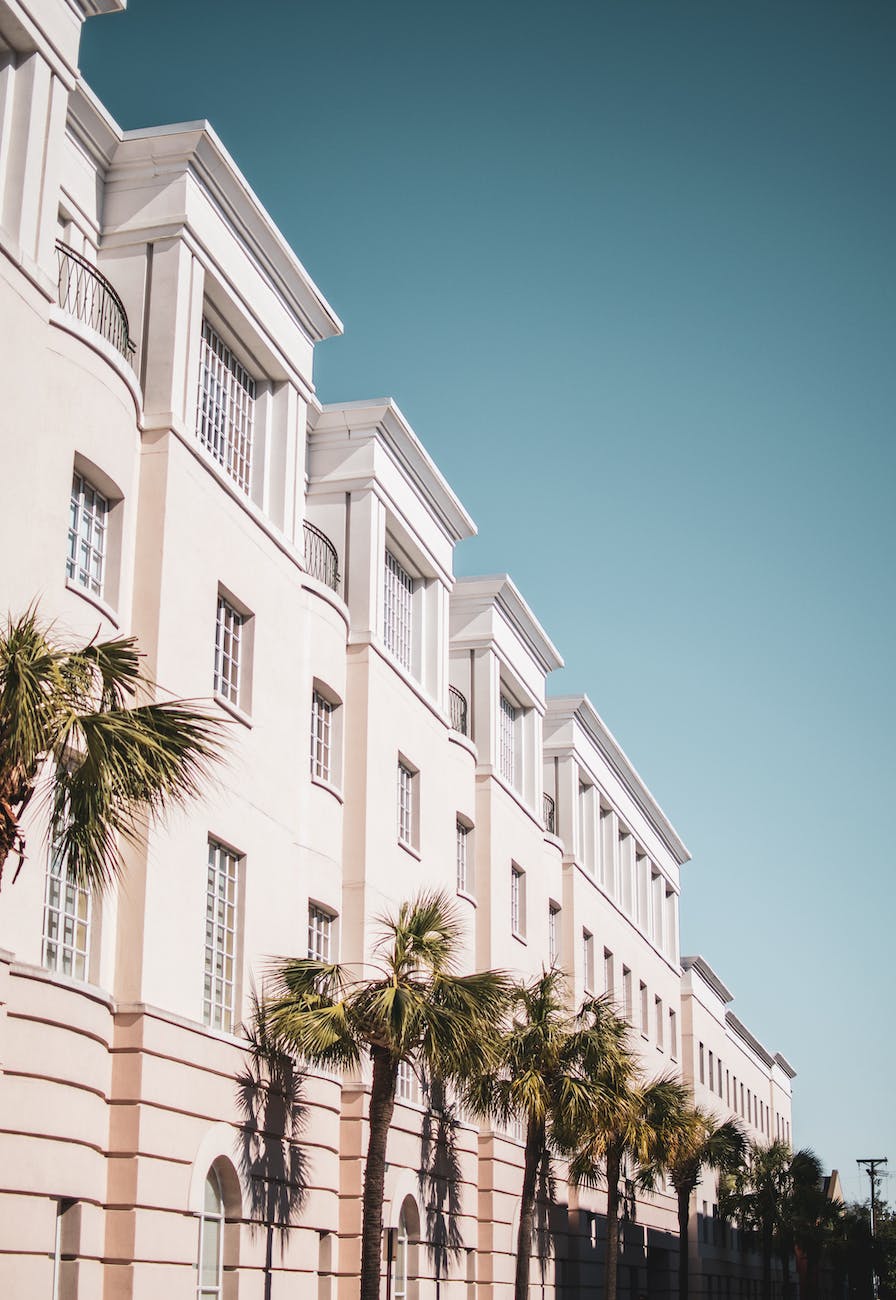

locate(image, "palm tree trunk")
(514, 1117), (545, 1300)
(604, 1147), (622, 1300)
(677, 1186), (691, 1300)
(360, 1047), (398, 1300)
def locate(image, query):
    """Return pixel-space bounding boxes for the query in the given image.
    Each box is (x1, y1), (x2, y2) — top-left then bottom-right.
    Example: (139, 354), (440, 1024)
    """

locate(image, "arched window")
(394, 1208), (409, 1300)
(197, 1167), (225, 1298)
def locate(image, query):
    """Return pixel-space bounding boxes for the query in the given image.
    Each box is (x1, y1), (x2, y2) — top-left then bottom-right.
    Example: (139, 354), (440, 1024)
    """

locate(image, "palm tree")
(463, 969), (630, 1300)
(257, 890), (511, 1300)
(659, 1106), (746, 1300)
(0, 608), (222, 891)
(569, 1060), (690, 1300)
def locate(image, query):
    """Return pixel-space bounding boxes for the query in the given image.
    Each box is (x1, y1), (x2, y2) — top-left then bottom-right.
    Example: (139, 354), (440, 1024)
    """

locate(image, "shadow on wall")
(236, 1002), (311, 1300)
(419, 1080), (465, 1294)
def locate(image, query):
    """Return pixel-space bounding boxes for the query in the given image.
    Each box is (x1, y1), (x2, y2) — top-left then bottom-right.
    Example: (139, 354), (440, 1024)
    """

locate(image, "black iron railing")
(543, 792), (556, 835)
(303, 520), (340, 591)
(56, 241), (135, 361)
(449, 685), (468, 735)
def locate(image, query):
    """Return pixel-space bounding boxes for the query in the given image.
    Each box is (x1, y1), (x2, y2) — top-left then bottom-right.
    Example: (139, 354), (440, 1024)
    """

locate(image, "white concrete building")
(0, 4), (795, 1298)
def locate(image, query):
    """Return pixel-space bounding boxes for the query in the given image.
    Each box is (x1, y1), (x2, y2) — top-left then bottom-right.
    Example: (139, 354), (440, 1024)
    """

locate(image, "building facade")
(0, 3), (793, 1297)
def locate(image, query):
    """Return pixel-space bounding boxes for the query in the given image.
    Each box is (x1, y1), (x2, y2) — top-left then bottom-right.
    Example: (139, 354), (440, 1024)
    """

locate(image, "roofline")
(682, 954), (734, 1004)
(548, 695), (690, 864)
(452, 575), (565, 675)
(725, 1011), (775, 1070)
(774, 1052), (798, 1079)
(312, 399), (477, 545)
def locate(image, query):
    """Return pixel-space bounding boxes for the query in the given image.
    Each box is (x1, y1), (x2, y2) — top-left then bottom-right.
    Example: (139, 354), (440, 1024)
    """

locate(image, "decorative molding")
(682, 954), (734, 1004)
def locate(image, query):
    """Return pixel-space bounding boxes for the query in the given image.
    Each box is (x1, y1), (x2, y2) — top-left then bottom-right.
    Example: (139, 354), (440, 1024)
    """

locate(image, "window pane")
(384, 550), (413, 669)
(204, 841), (239, 1030)
(197, 318), (255, 493)
(67, 471), (108, 597)
(42, 848), (91, 981)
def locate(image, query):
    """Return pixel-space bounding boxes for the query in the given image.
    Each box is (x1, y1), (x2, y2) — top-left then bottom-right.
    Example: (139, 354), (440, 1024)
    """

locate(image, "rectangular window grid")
(214, 595), (243, 707)
(67, 471), (108, 597)
(308, 904), (333, 963)
(204, 840), (239, 1033)
(397, 761), (414, 846)
(549, 904), (560, 965)
(511, 865), (523, 935)
(397, 1059), (418, 1103)
(197, 318), (255, 493)
(383, 549), (413, 669)
(310, 690), (333, 781)
(456, 821), (469, 894)
(42, 849), (91, 980)
(499, 693), (516, 785)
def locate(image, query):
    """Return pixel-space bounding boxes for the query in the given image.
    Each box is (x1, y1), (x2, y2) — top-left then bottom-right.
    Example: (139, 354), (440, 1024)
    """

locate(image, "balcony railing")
(449, 685), (468, 735)
(56, 241), (136, 362)
(543, 792), (556, 835)
(303, 520), (340, 591)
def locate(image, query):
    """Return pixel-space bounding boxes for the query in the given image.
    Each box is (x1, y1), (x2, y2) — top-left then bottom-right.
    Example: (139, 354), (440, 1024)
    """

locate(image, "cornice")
(682, 954), (734, 1004)
(311, 399), (477, 546)
(547, 695), (689, 865)
(451, 575), (564, 677)
(774, 1052), (797, 1080)
(725, 1010), (775, 1069)
(67, 80), (120, 170)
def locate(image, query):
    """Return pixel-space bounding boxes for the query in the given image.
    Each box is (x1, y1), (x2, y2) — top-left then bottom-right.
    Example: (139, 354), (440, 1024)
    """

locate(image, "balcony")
(303, 520), (340, 591)
(543, 792), (556, 835)
(56, 242), (136, 362)
(449, 685), (468, 736)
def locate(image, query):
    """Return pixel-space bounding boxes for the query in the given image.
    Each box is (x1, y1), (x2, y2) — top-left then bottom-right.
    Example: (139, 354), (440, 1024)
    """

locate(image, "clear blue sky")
(81, 1), (896, 1199)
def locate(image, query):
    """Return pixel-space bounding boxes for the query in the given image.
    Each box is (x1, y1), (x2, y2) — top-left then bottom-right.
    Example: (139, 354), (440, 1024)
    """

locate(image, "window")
(669, 1008), (678, 1059)
(397, 1059), (418, 1104)
(204, 840), (240, 1032)
(718, 1058), (723, 1097)
(394, 1209), (410, 1300)
(308, 903), (335, 963)
(52, 1199), (79, 1300)
(197, 317), (256, 493)
(622, 966), (633, 1020)
(397, 760), (417, 848)
(548, 903), (560, 965)
(699, 1041), (705, 1084)
(498, 693), (517, 786)
(655, 995), (664, 1050)
(511, 865), (526, 938)
(384, 548), (414, 669)
(214, 594), (246, 709)
(311, 690), (334, 781)
(583, 929), (595, 992)
(67, 470), (108, 597)
(709, 1049), (714, 1085)
(640, 981), (649, 1037)
(197, 1167), (225, 1299)
(456, 821), (471, 895)
(42, 847), (91, 981)
(604, 948), (615, 999)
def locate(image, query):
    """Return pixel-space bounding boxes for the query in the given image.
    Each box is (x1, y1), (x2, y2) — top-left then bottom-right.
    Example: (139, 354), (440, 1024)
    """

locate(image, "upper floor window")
(582, 929), (595, 992)
(456, 821), (471, 895)
(214, 593), (253, 713)
(308, 903), (336, 963)
(498, 693), (517, 786)
(67, 471), (108, 598)
(204, 839), (240, 1033)
(396, 1059), (419, 1104)
(42, 847), (91, 981)
(622, 966), (633, 1021)
(384, 549), (414, 670)
(197, 318), (256, 494)
(511, 864), (526, 938)
(397, 759), (418, 849)
(548, 903), (560, 965)
(311, 690), (333, 782)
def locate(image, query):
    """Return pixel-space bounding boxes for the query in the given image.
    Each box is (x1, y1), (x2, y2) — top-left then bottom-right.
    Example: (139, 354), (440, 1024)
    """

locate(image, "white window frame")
(214, 593), (245, 710)
(498, 693), (517, 786)
(204, 839), (240, 1033)
(310, 689), (333, 782)
(622, 966), (633, 1021)
(548, 903), (560, 966)
(42, 847), (91, 981)
(196, 1167), (225, 1299)
(308, 902), (336, 963)
(67, 470), (108, 598)
(383, 548), (414, 670)
(396, 1059), (419, 1104)
(397, 759), (417, 849)
(510, 864), (526, 939)
(583, 929), (595, 992)
(456, 820), (471, 896)
(197, 317), (256, 494)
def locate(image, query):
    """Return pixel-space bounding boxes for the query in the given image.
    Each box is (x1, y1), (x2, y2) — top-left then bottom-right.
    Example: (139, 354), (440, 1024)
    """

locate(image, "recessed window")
(498, 693), (517, 786)
(622, 966), (633, 1021)
(655, 995), (664, 1050)
(699, 1041), (705, 1084)
(604, 948), (615, 999)
(384, 548), (414, 670)
(511, 864), (526, 938)
(397, 760), (418, 849)
(308, 903), (336, 963)
(42, 847), (91, 981)
(214, 593), (247, 710)
(311, 690), (333, 781)
(396, 1059), (419, 1103)
(456, 821), (471, 895)
(583, 929), (595, 992)
(197, 1167), (225, 1299)
(67, 470), (108, 597)
(669, 1009), (678, 1060)
(204, 839), (240, 1033)
(640, 981), (649, 1037)
(197, 318), (256, 493)
(548, 903), (560, 965)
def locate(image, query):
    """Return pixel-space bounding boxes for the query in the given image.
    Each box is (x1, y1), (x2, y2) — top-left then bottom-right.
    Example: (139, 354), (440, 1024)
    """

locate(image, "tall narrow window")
(548, 903), (560, 965)
(42, 848), (91, 981)
(308, 904), (335, 962)
(699, 1041), (705, 1084)
(604, 948), (615, 999)
(214, 595), (243, 708)
(204, 840), (240, 1032)
(394, 1208), (410, 1300)
(197, 318), (255, 493)
(396, 1060), (418, 1103)
(669, 1008), (678, 1059)
(310, 690), (333, 781)
(498, 693), (517, 786)
(397, 761), (416, 848)
(640, 981), (649, 1037)
(197, 1167), (225, 1299)
(655, 995), (664, 1050)
(456, 821), (471, 895)
(383, 549), (414, 669)
(67, 471), (108, 597)
(583, 929), (595, 991)
(511, 865), (525, 937)
(622, 966), (633, 1020)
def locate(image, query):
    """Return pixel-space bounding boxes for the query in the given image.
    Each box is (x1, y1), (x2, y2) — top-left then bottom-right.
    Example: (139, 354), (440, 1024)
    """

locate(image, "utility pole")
(857, 1157), (888, 1300)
